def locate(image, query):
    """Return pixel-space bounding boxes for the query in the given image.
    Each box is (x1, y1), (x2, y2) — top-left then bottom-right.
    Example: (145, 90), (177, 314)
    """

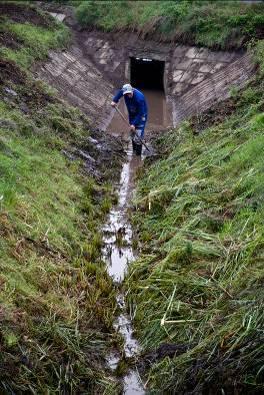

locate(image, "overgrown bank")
(75, 0), (264, 50)
(126, 41), (264, 393)
(0, 3), (123, 393)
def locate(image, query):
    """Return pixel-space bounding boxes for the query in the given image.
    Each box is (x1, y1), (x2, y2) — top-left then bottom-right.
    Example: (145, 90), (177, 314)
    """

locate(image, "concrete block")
(191, 73), (205, 84)
(192, 59), (204, 65)
(188, 60), (204, 71)
(180, 71), (193, 83)
(172, 83), (186, 94)
(185, 47), (199, 59)
(102, 42), (110, 50)
(175, 58), (193, 70)
(217, 51), (237, 63)
(196, 47), (210, 59)
(172, 70), (184, 82)
(110, 61), (120, 72)
(206, 51), (233, 63)
(210, 62), (225, 73)
(199, 64), (212, 73)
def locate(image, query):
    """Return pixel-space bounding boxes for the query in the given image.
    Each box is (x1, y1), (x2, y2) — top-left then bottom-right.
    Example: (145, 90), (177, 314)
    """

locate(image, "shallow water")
(102, 88), (172, 393)
(102, 146), (144, 394)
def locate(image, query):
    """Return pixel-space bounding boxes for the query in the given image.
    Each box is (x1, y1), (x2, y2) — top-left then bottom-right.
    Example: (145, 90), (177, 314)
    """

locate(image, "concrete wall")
(172, 52), (254, 126)
(169, 45), (241, 96)
(77, 31), (245, 97)
(76, 31), (254, 127)
(37, 43), (114, 130)
(37, 25), (255, 130)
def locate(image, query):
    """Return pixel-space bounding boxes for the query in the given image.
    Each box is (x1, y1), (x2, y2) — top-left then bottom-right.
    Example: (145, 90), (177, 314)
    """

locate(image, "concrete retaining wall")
(37, 25), (255, 130)
(37, 43), (114, 129)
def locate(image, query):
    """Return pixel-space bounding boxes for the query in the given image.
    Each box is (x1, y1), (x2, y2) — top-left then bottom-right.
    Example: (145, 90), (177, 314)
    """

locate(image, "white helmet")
(122, 83), (133, 95)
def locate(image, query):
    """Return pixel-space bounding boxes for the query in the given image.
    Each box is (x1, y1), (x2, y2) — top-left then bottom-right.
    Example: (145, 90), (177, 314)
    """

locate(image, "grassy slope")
(0, 3), (119, 393)
(75, 0), (264, 49)
(126, 41), (264, 393)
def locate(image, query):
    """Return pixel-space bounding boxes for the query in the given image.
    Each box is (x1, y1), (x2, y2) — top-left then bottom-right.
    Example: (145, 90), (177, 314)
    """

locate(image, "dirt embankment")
(0, 2), (55, 27)
(0, 6), (125, 391)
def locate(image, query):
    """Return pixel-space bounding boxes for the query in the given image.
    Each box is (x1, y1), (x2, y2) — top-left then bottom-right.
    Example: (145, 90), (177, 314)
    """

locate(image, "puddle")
(102, 88), (172, 393)
(102, 149), (141, 282)
(102, 146), (144, 394)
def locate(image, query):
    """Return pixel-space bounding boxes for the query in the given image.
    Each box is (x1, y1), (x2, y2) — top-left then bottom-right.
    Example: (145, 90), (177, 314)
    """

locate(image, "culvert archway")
(130, 57), (165, 91)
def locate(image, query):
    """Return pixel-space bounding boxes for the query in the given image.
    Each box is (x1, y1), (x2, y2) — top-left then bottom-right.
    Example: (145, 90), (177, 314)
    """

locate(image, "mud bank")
(0, 33), (125, 395)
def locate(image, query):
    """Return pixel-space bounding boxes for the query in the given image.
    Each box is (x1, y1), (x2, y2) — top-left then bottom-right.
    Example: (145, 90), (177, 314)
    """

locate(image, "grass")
(0, 13), (69, 68)
(75, 0), (264, 49)
(0, 4), (121, 393)
(126, 42), (264, 393)
(0, 96), (119, 394)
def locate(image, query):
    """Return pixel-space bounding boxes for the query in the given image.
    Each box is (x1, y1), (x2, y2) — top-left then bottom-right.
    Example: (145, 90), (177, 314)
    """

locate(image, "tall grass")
(126, 61), (264, 392)
(0, 5), (120, 393)
(0, 18), (69, 68)
(0, 98), (120, 394)
(75, 0), (264, 49)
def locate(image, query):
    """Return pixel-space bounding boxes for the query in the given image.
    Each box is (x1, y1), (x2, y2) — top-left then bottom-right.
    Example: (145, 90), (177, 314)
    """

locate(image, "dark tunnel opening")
(130, 57), (165, 91)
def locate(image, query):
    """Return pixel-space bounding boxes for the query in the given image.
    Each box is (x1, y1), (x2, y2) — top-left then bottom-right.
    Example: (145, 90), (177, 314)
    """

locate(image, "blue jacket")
(113, 88), (148, 126)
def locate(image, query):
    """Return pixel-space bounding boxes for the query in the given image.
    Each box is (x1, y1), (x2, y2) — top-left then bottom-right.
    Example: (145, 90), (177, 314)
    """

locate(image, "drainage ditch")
(102, 146), (144, 394)
(102, 86), (172, 393)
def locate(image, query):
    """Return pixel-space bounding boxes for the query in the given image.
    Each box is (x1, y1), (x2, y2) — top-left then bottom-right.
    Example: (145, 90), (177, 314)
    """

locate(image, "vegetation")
(0, 2), (69, 68)
(75, 0), (264, 49)
(126, 41), (264, 393)
(0, 3), (121, 393)
(1, 1), (263, 393)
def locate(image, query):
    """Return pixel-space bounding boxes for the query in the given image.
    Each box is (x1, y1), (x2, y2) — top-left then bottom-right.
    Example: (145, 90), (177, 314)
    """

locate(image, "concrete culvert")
(130, 57), (165, 91)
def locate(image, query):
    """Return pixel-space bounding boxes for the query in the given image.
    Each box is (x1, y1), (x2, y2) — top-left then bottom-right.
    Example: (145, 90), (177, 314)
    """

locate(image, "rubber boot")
(132, 139), (137, 154)
(135, 143), (142, 156)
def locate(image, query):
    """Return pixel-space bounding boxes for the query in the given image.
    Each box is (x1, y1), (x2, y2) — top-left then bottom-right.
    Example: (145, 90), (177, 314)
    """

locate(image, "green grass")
(0, 5), (120, 393)
(0, 18), (69, 68)
(126, 50), (264, 392)
(0, 96), (119, 394)
(75, 0), (264, 49)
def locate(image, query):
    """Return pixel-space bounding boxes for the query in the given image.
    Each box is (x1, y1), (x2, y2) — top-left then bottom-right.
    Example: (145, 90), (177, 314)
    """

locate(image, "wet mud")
(102, 146), (144, 394)
(102, 88), (172, 393)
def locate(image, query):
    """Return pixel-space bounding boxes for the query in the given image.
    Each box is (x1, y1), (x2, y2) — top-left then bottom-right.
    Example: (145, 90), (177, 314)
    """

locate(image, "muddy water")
(102, 89), (172, 393)
(102, 147), (144, 394)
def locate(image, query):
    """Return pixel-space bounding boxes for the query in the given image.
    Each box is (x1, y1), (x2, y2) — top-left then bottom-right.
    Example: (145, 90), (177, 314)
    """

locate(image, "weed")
(0, 4), (121, 392)
(75, 1), (264, 49)
(126, 61), (264, 392)
(0, 19), (69, 68)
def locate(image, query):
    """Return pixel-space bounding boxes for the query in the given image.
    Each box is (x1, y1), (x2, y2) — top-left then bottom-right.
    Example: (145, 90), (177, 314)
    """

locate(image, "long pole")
(115, 107), (151, 152)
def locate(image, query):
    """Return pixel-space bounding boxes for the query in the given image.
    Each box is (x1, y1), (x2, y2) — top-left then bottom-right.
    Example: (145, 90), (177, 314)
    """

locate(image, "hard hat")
(122, 83), (133, 95)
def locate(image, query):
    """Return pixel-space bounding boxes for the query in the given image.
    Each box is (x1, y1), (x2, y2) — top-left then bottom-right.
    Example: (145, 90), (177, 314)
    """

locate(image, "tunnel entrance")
(130, 57), (165, 91)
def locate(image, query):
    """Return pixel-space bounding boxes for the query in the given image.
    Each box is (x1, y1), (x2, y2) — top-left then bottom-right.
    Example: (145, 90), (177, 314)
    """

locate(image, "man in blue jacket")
(111, 83), (148, 155)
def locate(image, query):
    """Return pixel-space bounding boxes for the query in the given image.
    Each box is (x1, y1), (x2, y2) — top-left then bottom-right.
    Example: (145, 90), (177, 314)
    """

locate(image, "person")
(111, 83), (148, 155)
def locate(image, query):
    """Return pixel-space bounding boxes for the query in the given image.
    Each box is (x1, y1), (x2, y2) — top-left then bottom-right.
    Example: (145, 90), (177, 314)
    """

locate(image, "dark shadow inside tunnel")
(130, 57), (165, 91)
